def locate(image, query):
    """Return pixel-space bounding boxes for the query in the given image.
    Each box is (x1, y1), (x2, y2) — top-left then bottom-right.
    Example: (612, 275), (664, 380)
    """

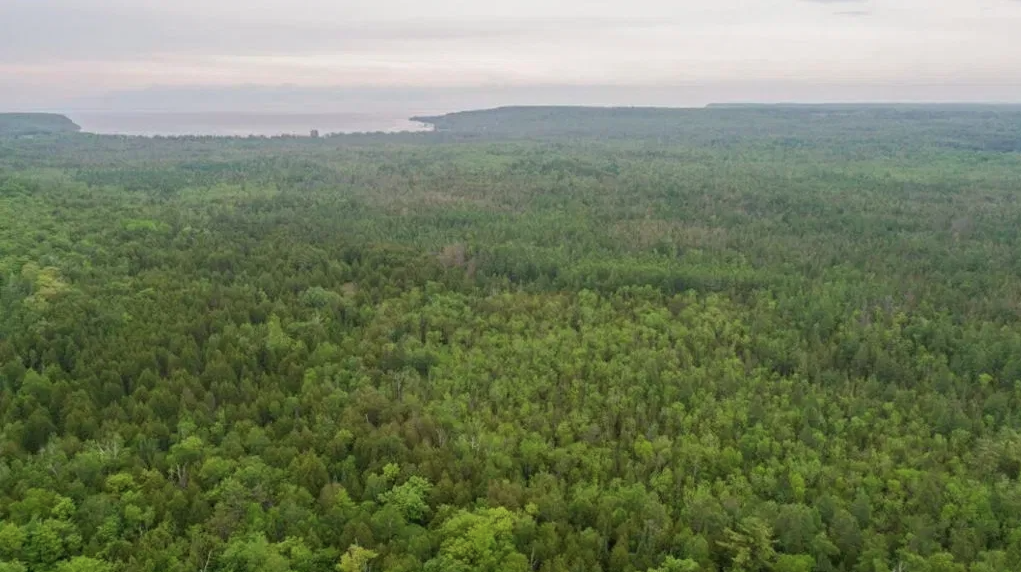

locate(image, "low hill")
(412, 105), (1021, 150)
(0, 113), (81, 136)
(412, 106), (702, 137)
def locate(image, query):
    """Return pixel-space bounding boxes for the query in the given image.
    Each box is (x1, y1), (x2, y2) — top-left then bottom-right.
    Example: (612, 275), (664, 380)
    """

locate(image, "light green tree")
(717, 517), (776, 572)
(337, 546), (378, 572)
(646, 556), (701, 572)
(378, 476), (433, 522)
(55, 557), (114, 572)
(424, 507), (530, 572)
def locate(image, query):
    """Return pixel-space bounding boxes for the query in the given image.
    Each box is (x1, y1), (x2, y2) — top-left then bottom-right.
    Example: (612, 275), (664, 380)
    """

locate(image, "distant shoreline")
(65, 111), (434, 137)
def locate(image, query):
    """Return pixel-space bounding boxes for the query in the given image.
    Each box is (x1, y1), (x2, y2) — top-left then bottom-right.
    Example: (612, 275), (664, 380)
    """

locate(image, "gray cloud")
(0, 2), (672, 62)
(2, 0), (1021, 109)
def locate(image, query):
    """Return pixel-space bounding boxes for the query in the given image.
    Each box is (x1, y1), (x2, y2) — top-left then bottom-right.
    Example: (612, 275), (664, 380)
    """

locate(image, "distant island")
(705, 102), (1021, 110)
(0, 113), (81, 136)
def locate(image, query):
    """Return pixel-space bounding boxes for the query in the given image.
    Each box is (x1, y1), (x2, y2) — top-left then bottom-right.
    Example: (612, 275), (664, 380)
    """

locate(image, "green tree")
(425, 507), (530, 572)
(378, 476), (433, 522)
(337, 546), (378, 572)
(55, 556), (114, 572)
(717, 517), (776, 572)
(773, 554), (815, 572)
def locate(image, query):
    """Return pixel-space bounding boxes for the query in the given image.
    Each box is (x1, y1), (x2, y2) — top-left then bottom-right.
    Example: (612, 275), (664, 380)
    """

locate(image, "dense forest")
(2, 106), (1021, 572)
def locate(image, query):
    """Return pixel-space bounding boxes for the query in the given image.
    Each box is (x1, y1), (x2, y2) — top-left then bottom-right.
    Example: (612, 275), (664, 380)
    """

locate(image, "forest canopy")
(1, 106), (1021, 572)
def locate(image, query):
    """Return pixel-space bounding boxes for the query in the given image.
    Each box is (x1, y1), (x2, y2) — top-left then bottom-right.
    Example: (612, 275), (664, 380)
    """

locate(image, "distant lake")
(68, 112), (433, 136)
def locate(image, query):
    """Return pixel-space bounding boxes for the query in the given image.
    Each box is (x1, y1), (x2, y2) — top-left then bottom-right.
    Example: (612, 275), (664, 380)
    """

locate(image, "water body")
(68, 112), (432, 136)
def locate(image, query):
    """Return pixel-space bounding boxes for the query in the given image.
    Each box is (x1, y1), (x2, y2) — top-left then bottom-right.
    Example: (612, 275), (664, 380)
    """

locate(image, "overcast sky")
(2, 0), (1021, 110)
